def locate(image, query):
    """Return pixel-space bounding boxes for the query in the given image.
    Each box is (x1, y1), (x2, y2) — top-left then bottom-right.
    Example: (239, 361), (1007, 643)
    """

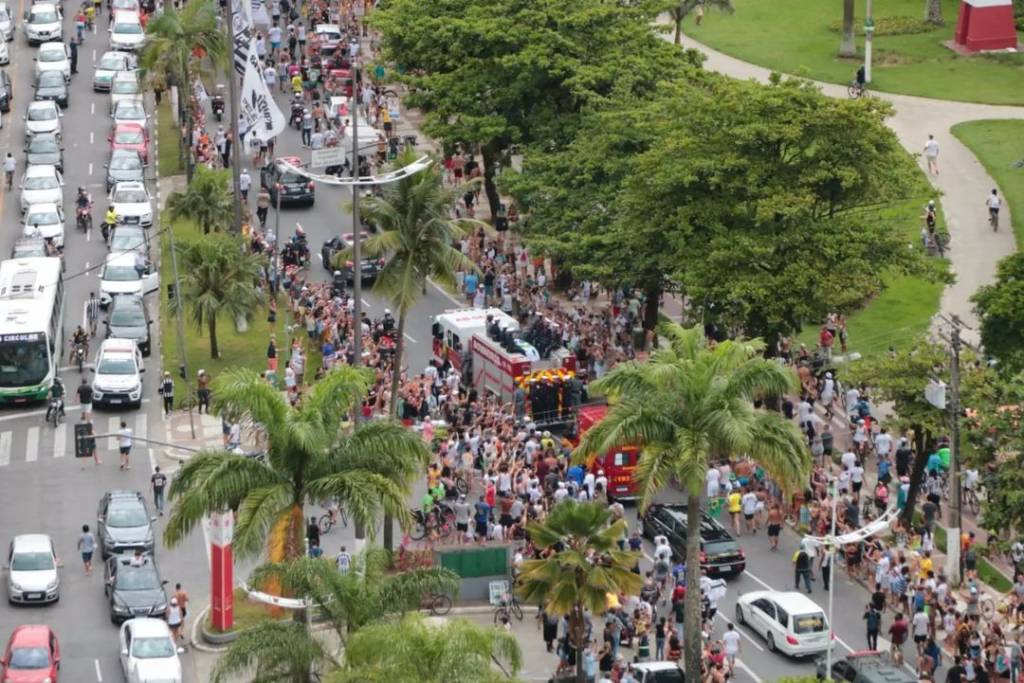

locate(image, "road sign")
(310, 147), (346, 169)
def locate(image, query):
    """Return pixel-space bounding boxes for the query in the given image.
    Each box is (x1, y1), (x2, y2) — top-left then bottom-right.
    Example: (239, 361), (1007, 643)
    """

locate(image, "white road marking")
(90, 102), (95, 115)
(361, 298), (370, 307)
(88, 162), (93, 176)
(94, 658), (102, 682)
(403, 333), (417, 343)
(733, 659), (763, 683)
(0, 431), (11, 467)
(53, 422), (65, 459)
(89, 131), (94, 145)
(25, 426), (39, 462)
(107, 416), (119, 450)
(742, 570), (774, 591)
(429, 277), (464, 307)
(92, 49), (96, 61)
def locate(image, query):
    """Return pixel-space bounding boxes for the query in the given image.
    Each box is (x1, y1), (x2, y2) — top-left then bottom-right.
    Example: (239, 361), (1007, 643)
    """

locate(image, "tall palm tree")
(339, 150), (480, 550)
(329, 613), (523, 683)
(667, 0), (734, 43)
(574, 323), (810, 680)
(164, 367), (429, 565)
(839, 0), (857, 57)
(166, 166), (235, 234)
(516, 501), (642, 683)
(213, 552), (460, 683)
(167, 231), (264, 359)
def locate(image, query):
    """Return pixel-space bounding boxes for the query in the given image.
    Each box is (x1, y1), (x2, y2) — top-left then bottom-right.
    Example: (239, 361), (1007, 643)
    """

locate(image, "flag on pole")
(230, 0), (253, 76)
(239, 36), (285, 142)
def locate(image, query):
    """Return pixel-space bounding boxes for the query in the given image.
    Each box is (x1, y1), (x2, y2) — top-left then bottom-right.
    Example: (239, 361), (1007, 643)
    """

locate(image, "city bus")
(0, 257), (64, 403)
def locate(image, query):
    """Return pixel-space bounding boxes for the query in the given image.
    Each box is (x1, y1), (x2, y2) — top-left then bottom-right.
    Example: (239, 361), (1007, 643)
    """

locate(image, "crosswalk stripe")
(0, 431), (11, 467)
(107, 417), (120, 451)
(53, 423), (66, 459)
(25, 426), (39, 462)
(135, 413), (147, 442)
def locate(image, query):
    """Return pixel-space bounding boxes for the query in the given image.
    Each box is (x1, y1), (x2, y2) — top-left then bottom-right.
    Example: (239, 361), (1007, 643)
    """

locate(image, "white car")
(112, 99), (148, 128)
(0, 2), (13, 42)
(109, 70), (142, 112)
(24, 99), (62, 140)
(98, 251), (158, 308)
(315, 23), (342, 50)
(0, 39), (8, 65)
(109, 181), (153, 228)
(735, 590), (832, 657)
(33, 41), (69, 82)
(119, 618), (182, 683)
(6, 534), (60, 604)
(19, 163), (63, 212)
(91, 337), (145, 407)
(23, 3), (61, 45)
(109, 10), (145, 51)
(22, 202), (64, 246)
(94, 50), (137, 92)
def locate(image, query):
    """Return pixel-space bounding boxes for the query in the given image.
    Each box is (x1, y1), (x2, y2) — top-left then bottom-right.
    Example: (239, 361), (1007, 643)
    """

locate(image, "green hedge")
(827, 15), (934, 35)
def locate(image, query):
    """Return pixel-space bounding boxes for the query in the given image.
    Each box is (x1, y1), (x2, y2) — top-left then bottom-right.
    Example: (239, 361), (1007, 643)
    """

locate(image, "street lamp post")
(224, 0), (245, 233)
(825, 478), (838, 677)
(351, 63), (363, 369)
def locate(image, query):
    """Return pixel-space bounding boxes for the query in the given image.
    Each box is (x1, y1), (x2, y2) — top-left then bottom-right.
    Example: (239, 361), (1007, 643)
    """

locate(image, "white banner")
(231, 0), (253, 76)
(251, 0), (270, 26)
(239, 36), (285, 142)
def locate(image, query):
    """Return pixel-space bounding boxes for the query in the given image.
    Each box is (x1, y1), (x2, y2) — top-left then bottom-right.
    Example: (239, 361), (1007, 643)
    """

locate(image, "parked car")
(109, 71), (141, 112)
(735, 590), (832, 657)
(111, 99), (147, 128)
(260, 156), (314, 206)
(0, 69), (11, 113)
(105, 294), (151, 356)
(816, 651), (915, 683)
(0, 625), (60, 683)
(93, 50), (136, 92)
(10, 237), (48, 260)
(32, 41), (69, 82)
(22, 3), (61, 46)
(109, 224), (149, 258)
(21, 202), (63, 247)
(109, 123), (149, 163)
(108, 180), (152, 227)
(0, 2), (14, 42)
(24, 132), (61, 171)
(0, 40), (7, 66)
(119, 618), (181, 683)
(96, 490), (154, 558)
(108, 10), (144, 51)
(640, 503), (746, 577)
(104, 554), (167, 624)
(18, 163), (63, 213)
(23, 100), (61, 141)
(321, 231), (384, 283)
(33, 70), (67, 108)
(98, 252), (158, 308)
(5, 534), (60, 605)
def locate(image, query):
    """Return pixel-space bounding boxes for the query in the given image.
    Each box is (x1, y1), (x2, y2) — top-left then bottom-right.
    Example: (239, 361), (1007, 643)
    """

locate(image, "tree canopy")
(972, 252), (1024, 375)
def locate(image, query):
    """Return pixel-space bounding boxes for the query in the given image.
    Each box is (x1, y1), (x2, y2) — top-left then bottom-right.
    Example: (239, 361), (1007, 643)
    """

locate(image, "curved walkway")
(670, 29), (1024, 343)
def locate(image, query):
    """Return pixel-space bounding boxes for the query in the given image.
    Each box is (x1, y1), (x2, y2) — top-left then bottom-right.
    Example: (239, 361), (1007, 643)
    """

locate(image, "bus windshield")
(0, 334), (50, 387)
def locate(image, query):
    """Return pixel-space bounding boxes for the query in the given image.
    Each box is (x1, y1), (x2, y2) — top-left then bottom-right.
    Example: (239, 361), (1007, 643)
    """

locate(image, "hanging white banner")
(239, 36), (286, 142)
(230, 0), (254, 76)
(251, 0), (270, 26)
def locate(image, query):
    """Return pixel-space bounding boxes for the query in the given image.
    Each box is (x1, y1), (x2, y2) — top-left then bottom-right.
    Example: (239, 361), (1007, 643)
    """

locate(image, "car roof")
(106, 488), (143, 500)
(747, 590), (824, 613)
(9, 625), (52, 647)
(99, 338), (139, 355)
(27, 4), (58, 13)
(113, 9), (140, 21)
(105, 251), (139, 267)
(110, 148), (142, 160)
(25, 202), (60, 212)
(110, 293), (145, 308)
(114, 99), (144, 112)
(27, 100), (57, 110)
(127, 618), (171, 638)
(112, 180), (146, 192)
(38, 41), (64, 49)
(24, 163), (57, 176)
(111, 70), (138, 81)
(12, 533), (54, 551)
(113, 122), (146, 134)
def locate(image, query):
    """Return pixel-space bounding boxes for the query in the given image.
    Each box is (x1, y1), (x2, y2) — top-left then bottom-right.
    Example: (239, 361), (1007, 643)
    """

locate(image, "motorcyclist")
(102, 206), (118, 244)
(45, 377), (65, 421)
(76, 186), (92, 211)
(70, 325), (89, 361)
(382, 308), (395, 333)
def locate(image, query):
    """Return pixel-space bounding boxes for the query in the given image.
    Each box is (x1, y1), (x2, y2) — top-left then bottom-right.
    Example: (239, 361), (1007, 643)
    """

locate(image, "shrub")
(827, 16), (935, 36)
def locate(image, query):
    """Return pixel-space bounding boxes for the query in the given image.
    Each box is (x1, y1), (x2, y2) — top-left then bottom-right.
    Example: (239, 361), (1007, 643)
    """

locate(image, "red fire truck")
(576, 403), (641, 499)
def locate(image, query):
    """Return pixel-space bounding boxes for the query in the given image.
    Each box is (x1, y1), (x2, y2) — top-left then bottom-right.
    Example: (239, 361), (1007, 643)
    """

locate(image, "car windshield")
(111, 230), (144, 252)
(103, 265), (140, 282)
(98, 54), (125, 70)
(13, 243), (47, 258)
(24, 175), (57, 190)
(114, 130), (144, 145)
(8, 647), (49, 669)
(106, 504), (147, 527)
(279, 169), (305, 184)
(25, 209), (59, 225)
(113, 22), (142, 34)
(110, 303), (144, 326)
(111, 80), (138, 94)
(115, 103), (144, 119)
(113, 189), (146, 203)
(98, 357), (137, 374)
(28, 137), (58, 153)
(38, 48), (63, 62)
(28, 106), (56, 121)
(37, 72), (63, 87)
(11, 551), (54, 571)
(114, 565), (159, 590)
(131, 636), (175, 659)
(110, 154), (141, 170)
(793, 613), (827, 634)
(114, 0), (138, 7)
(30, 10), (57, 22)
(0, 336), (49, 387)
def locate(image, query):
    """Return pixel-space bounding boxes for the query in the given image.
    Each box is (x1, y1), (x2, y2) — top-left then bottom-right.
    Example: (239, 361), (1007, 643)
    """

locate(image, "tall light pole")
(824, 478), (838, 678)
(945, 316), (964, 584)
(350, 60), (362, 368)
(225, 0), (245, 232)
(864, 0), (875, 82)
(168, 221), (196, 439)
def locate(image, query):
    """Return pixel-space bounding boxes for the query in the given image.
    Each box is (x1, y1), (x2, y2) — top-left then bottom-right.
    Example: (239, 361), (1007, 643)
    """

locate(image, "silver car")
(24, 99), (62, 140)
(94, 50), (136, 92)
(0, 3), (14, 42)
(6, 534), (60, 604)
(22, 3), (61, 45)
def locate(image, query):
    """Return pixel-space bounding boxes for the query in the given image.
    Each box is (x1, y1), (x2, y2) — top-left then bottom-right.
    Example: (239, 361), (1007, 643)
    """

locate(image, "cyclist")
(85, 292), (100, 336)
(3, 153), (15, 190)
(855, 65), (866, 92)
(45, 377), (65, 422)
(323, 499), (341, 526)
(987, 189), (1002, 230)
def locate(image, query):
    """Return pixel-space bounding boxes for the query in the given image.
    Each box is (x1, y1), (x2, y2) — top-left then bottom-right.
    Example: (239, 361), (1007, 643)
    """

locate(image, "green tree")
(667, 0), (734, 44)
(166, 166), (235, 234)
(840, 0), (856, 57)
(213, 552), (461, 683)
(574, 323), (810, 679)
(167, 231), (264, 359)
(337, 151), (479, 551)
(329, 613), (522, 683)
(164, 367), (429, 565)
(516, 501), (642, 683)
(973, 253), (1024, 375)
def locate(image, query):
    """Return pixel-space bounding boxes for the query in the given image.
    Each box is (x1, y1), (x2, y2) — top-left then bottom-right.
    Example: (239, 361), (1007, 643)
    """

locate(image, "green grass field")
(156, 100), (184, 178)
(681, 0), (1024, 105)
(952, 120), (1024, 247)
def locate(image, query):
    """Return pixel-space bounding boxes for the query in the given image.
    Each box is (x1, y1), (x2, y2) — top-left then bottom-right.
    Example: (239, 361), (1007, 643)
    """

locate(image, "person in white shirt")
(846, 386), (861, 416)
(874, 427), (893, 458)
(924, 134), (940, 174)
(706, 466), (722, 499)
(653, 536), (672, 564)
(841, 450), (857, 471)
(239, 169), (252, 201)
(723, 622), (741, 667)
(911, 607), (930, 654)
(741, 489), (758, 534)
(117, 421), (133, 470)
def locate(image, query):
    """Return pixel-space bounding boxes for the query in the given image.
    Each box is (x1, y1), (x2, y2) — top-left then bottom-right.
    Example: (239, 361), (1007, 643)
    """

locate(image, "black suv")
(816, 652), (916, 683)
(641, 504), (745, 577)
(24, 132), (63, 172)
(321, 231), (383, 283)
(97, 490), (156, 559)
(261, 156), (315, 207)
(0, 69), (11, 113)
(105, 293), (152, 355)
(104, 554), (168, 623)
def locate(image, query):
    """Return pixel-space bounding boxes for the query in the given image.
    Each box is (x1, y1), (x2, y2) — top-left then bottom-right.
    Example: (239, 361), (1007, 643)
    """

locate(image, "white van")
(734, 590), (831, 657)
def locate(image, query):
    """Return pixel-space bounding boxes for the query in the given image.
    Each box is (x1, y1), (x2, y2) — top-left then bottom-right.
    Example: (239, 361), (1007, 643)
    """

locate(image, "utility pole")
(350, 57), (362, 370)
(225, 0), (245, 233)
(168, 222), (197, 439)
(945, 315), (964, 585)
(864, 0), (875, 82)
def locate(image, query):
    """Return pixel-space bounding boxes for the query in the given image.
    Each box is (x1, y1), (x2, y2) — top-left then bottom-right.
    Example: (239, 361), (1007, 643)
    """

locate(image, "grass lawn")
(952, 120), (1024, 247)
(205, 587), (292, 634)
(679, 0), (1024, 105)
(156, 99), (184, 178)
(157, 216), (321, 401)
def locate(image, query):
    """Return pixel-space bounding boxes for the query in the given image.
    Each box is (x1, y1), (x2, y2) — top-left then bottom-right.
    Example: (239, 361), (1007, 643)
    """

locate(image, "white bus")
(0, 257), (64, 403)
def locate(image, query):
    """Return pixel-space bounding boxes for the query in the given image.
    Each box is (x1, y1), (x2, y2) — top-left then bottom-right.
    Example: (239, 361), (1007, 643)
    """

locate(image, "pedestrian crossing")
(0, 412), (152, 467)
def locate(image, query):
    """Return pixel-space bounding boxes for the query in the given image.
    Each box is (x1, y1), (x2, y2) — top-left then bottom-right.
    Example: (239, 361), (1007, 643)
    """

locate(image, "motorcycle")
(211, 93), (225, 122)
(76, 206), (92, 232)
(73, 343), (87, 373)
(289, 98), (305, 130)
(46, 397), (63, 427)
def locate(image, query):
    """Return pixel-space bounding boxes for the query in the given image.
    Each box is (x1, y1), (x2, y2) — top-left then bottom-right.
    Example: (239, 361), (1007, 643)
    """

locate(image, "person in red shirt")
(888, 612), (909, 665)
(819, 326), (834, 357)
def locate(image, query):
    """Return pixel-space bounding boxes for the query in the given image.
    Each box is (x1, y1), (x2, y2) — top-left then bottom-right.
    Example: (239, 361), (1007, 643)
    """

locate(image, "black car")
(105, 148), (144, 192)
(321, 231), (383, 283)
(261, 156), (314, 207)
(0, 69), (11, 113)
(33, 70), (67, 108)
(97, 490), (155, 559)
(104, 554), (168, 624)
(641, 504), (746, 577)
(105, 293), (151, 355)
(24, 132), (62, 172)
(109, 224), (150, 259)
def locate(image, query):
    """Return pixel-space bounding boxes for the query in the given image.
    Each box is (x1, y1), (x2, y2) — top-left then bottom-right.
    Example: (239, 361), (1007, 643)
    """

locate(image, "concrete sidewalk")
(665, 24), (1024, 345)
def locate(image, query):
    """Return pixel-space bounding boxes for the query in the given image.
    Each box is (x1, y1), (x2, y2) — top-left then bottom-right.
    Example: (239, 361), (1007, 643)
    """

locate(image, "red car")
(108, 123), (150, 163)
(1, 625), (59, 683)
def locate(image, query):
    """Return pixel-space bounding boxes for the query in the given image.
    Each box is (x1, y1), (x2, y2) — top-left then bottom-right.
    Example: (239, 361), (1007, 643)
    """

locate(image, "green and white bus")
(0, 257), (64, 403)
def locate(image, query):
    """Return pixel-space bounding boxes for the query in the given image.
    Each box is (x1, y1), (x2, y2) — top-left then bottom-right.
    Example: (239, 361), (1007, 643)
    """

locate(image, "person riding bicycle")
(855, 65), (866, 90)
(987, 189), (1002, 227)
(45, 378), (66, 421)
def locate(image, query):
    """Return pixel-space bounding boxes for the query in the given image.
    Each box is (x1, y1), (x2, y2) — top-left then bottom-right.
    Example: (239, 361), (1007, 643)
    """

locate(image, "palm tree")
(164, 367), (429, 565)
(329, 613), (523, 683)
(667, 0), (734, 43)
(166, 166), (234, 234)
(213, 552), (461, 683)
(574, 323), (810, 680)
(338, 150), (480, 550)
(516, 501), (642, 683)
(839, 0), (856, 57)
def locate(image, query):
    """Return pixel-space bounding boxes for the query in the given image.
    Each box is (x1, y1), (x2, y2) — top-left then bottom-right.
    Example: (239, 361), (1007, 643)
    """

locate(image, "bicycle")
(420, 592), (452, 616)
(493, 593), (524, 625)
(962, 485), (980, 516)
(318, 506), (349, 534)
(409, 507), (453, 542)
(979, 594), (1016, 623)
(847, 81), (868, 99)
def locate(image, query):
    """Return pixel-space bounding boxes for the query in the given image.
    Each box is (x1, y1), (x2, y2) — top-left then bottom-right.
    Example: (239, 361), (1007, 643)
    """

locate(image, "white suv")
(109, 10), (144, 51)
(6, 534), (60, 604)
(92, 338), (144, 408)
(109, 181), (153, 228)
